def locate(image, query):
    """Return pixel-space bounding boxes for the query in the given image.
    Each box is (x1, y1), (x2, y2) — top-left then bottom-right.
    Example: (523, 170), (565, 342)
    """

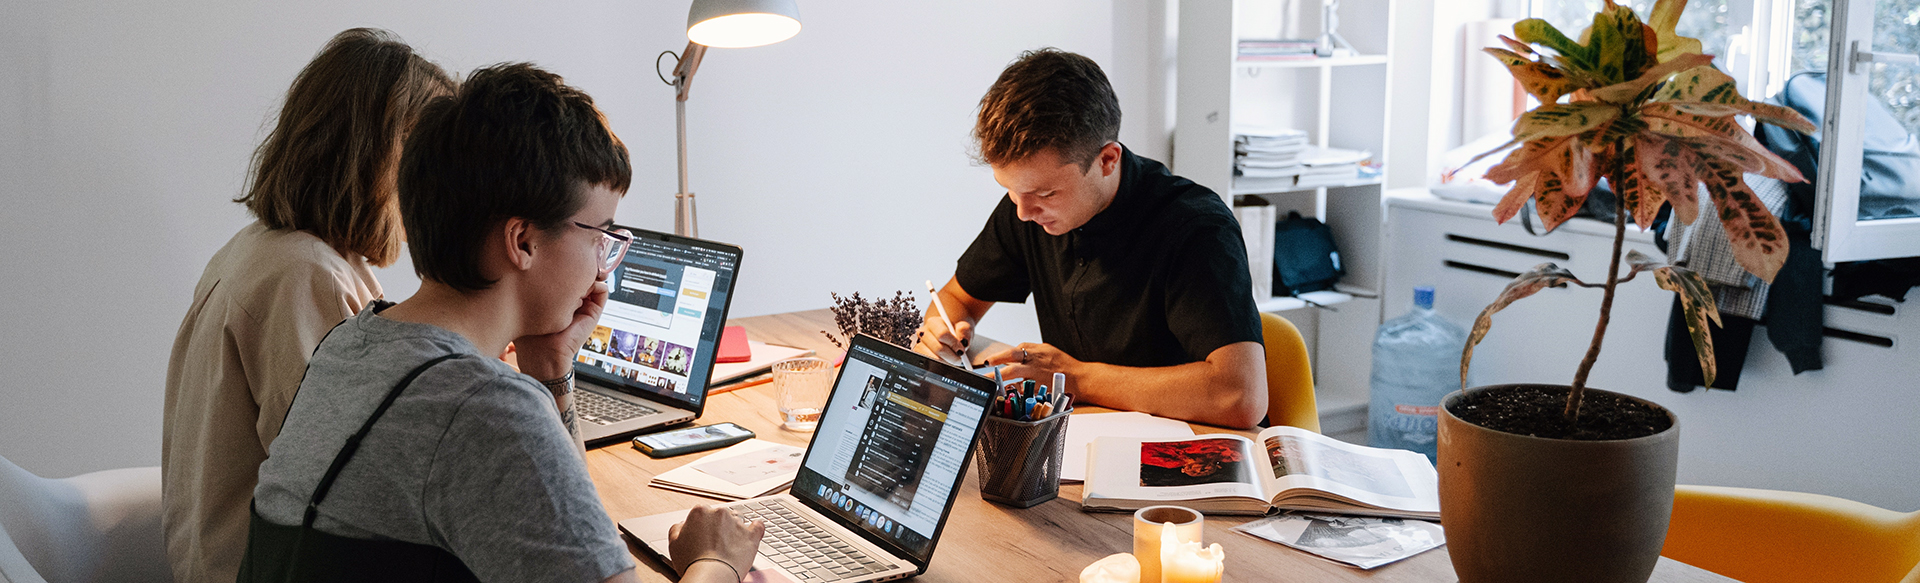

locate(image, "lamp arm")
(673, 41), (707, 102)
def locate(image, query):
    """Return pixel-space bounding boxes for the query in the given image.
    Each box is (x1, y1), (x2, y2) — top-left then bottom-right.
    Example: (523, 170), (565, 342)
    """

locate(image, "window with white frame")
(1531, 0), (1920, 261)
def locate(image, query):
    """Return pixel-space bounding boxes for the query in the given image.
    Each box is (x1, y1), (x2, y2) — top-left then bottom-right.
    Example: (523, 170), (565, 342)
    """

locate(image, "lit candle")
(1132, 506), (1202, 583)
(1159, 521), (1225, 583)
(1079, 553), (1141, 583)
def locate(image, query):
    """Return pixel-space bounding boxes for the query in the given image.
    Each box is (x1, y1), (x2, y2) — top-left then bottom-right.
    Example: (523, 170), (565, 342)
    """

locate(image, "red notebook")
(716, 326), (752, 363)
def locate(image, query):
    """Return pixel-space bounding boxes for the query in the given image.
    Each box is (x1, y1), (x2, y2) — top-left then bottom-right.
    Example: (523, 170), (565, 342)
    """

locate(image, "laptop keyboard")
(575, 390), (658, 425)
(736, 499), (898, 581)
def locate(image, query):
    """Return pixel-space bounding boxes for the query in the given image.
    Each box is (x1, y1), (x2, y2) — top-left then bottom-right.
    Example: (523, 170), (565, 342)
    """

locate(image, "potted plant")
(1442, 1), (1814, 581)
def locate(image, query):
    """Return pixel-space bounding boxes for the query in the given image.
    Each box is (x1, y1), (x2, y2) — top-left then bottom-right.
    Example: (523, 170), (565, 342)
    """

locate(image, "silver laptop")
(571, 226), (743, 446)
(620, 334), (997, 582)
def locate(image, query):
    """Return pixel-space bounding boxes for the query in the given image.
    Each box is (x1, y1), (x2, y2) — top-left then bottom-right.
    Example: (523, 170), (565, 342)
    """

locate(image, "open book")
(1082, 426), (1438, 520)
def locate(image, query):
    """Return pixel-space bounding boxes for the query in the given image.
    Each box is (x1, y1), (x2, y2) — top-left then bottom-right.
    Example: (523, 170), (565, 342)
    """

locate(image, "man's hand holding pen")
(916, 316), (974, 365)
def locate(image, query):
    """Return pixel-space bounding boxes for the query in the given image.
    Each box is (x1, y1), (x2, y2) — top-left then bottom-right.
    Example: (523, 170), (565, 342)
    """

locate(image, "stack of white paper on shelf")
(1293, 146), (1372, 187)
(1234, 202), (1278, 300)
(1233, 126), (1312, 193)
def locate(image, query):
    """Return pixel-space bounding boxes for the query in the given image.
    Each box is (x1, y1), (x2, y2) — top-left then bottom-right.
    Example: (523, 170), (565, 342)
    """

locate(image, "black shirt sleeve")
(1161, 216), (1265, 362)
(954, 196), (1032, 303)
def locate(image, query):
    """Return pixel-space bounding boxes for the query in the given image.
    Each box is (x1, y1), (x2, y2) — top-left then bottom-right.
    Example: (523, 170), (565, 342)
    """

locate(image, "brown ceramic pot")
(1438, 384), (1680, 583)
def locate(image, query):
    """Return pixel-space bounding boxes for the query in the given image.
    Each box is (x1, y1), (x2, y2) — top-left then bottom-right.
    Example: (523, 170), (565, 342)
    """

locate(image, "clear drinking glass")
(774, 357), (834, 431)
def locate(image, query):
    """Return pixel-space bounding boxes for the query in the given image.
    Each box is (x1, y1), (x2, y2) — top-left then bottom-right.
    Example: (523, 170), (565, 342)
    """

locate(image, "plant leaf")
(1641, 104), (1808, 182)
(1486, 135), (1570, 184)
(1588, 52), (1716, 103)
(1654, 65), (1744, 104)
(1483, 48), (1582, 103)
(1513, 103), (1622, 143)
(1649, 65), (1818, 134)
(1515, 18), (1592, 69)
(1492, 171), (1543, 224)
(1499, 34), (1535, 56)
(1699, 158), (1790, 282)
(1532, 167), (1587, 232)
(1631, 249), (1722, 386)
(1740, 101), (1819, 134)
(1648, 0), (1705, 61)
(1615, 139), (1667, 229)
(1636, 133), (1703, 225)
(1588, 3), (1656, 83)
(1462, 263), (1585, 389)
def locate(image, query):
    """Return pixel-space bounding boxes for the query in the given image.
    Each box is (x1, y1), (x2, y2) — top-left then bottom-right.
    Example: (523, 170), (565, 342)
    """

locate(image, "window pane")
(1863, 0), (1920, 220)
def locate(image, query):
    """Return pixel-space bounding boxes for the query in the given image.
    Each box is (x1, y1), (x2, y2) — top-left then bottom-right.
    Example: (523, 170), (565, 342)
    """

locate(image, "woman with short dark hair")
(161, 28), (454, 583)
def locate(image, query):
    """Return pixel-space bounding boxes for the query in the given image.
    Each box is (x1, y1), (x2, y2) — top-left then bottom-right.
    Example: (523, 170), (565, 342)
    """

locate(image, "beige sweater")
(161, 221), (381, 583)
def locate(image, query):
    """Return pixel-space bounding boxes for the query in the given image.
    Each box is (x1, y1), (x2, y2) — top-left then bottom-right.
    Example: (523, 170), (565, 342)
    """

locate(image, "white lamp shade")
(686, 0), (801, 48)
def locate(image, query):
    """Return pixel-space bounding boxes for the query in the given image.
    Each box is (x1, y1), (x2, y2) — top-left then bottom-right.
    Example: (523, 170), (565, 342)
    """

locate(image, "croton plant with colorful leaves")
(1459, 0), (1815, 422)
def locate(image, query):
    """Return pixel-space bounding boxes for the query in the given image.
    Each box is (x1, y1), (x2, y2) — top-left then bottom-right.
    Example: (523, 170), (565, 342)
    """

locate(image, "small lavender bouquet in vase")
(822, 291), (924, 351)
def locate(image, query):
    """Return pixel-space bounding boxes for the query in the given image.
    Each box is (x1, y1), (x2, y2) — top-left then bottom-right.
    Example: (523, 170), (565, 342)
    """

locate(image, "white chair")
(0, 455), (169, 583)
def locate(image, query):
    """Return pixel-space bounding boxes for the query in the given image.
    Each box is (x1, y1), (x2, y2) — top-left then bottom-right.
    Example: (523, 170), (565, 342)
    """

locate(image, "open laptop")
(620, 334), (996, 582)
(571, 226), (743, 446)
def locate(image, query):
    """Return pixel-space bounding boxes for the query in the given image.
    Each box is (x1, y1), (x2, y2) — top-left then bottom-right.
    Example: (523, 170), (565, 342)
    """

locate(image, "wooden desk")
(588, 309), (1733, 582)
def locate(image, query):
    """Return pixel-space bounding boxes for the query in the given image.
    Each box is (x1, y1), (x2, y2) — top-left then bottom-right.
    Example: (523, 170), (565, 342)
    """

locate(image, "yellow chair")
(1258, 312), (1319, 432)
(1661, 485), (1920, 583)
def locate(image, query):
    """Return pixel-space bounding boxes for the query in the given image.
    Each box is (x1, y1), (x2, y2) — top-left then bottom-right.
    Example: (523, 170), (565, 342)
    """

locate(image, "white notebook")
(648, 439), (805, 501)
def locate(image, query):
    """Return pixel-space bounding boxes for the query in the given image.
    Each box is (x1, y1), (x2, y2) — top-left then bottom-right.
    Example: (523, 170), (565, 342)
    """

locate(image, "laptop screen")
(792, 335), (994, 564)
(573, 227), (742, 411)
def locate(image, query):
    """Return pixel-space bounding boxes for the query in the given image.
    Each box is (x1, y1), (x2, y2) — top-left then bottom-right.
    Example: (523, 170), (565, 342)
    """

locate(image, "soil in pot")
(1448, 384), (1672, 440)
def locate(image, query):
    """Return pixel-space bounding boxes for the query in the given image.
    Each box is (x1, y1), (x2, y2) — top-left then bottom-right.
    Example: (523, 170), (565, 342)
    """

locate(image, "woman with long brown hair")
(161, 28), (454, 583)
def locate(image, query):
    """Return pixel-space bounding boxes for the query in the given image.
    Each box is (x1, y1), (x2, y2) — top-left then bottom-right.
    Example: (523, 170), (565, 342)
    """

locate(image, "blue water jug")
(1367, 286), (1468, 463)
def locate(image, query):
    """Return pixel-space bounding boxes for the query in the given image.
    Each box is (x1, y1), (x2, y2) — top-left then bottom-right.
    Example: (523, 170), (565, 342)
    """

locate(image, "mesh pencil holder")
(973, 407), (1072, 508)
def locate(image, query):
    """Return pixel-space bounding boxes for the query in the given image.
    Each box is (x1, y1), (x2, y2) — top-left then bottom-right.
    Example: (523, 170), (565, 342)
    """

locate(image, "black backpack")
(1272, 211), (1344, 296)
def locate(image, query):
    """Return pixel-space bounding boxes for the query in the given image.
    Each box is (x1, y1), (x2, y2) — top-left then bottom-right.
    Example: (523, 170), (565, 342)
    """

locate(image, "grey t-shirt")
(254, 302), (632, 583)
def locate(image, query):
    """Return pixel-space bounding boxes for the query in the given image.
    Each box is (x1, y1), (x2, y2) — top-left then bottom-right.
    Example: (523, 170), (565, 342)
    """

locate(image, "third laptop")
(619, 333), (996, 582)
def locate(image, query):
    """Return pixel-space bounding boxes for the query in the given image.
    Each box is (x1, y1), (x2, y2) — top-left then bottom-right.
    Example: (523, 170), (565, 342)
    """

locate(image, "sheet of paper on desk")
(1061, 412), (1194, 482)
(1232, 511), (1445, 570)
(695, 442), (804, 486)
(650, 439), (803, 500)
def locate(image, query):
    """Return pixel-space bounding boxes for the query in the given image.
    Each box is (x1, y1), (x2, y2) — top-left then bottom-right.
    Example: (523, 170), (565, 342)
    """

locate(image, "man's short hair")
(398, 62), (631, 291)
(973, 48), (1121, 169)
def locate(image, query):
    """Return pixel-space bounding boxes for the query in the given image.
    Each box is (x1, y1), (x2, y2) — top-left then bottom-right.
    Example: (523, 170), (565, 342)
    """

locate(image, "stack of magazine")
(1234, 127), (1310, 193)
(1237, 39), (1318, 61)
(1081, 425), (1438, 520)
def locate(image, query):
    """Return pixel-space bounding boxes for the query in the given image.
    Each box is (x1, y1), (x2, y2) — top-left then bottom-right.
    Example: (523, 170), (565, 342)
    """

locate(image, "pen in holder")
(973, 404), (1072, 508)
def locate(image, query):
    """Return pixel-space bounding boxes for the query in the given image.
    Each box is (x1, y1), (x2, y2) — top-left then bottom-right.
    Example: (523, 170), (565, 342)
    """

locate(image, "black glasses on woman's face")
(574, 222), (633, 276)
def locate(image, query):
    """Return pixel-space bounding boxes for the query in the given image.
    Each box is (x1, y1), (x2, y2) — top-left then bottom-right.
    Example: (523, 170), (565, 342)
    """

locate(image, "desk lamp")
(658, 0), (801, 237)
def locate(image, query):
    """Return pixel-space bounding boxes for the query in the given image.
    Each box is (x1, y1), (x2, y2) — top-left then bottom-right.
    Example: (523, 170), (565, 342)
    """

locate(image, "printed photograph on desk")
(1231, 511), (1444, 570)
(1139, 438), (1253, 488)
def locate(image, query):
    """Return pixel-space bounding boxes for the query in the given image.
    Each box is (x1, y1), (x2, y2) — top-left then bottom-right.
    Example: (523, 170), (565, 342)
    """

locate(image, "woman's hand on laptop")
(514, 280), (611, 383)
(670, 504), (766, 582)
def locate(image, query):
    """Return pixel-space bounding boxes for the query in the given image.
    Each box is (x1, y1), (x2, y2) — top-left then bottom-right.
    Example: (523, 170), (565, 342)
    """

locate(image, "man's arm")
(914, 277), (994, 362)
(984, 341), (1268, 429)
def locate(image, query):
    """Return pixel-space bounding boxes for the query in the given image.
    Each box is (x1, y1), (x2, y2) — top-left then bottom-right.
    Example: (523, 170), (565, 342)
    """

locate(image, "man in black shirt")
(915, 49), (1266, 428)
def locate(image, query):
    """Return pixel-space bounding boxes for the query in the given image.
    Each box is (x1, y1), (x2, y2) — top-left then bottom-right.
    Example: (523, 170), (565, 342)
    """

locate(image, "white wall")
(0, 0), (1170, 477)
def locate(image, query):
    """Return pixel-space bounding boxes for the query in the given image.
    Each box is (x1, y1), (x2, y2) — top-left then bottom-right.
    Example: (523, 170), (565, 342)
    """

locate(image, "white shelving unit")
(1175, 0), (1396, 434)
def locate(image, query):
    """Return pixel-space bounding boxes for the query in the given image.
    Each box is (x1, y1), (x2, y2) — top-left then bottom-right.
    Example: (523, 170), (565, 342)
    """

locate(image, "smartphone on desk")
(632, 422), (754, 458)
